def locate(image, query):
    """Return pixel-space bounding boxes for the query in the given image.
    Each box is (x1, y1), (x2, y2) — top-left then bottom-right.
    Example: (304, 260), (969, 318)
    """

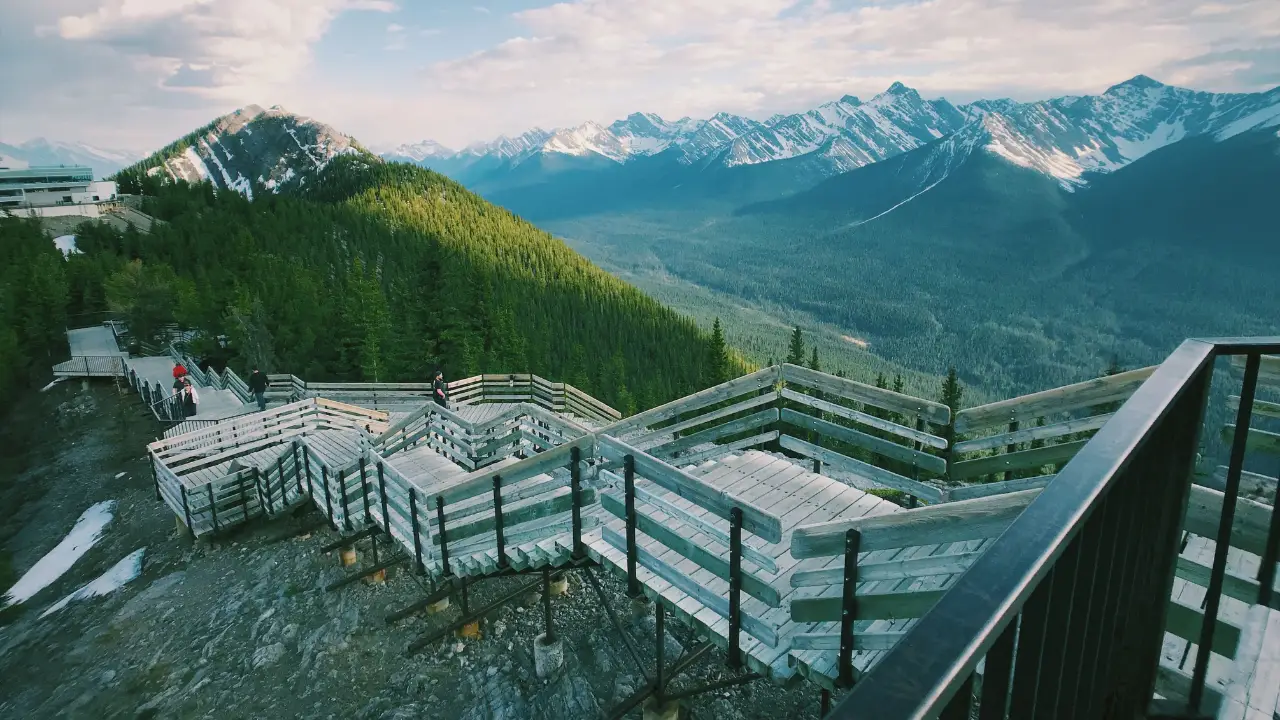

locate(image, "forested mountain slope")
(64, 152), (742, 414)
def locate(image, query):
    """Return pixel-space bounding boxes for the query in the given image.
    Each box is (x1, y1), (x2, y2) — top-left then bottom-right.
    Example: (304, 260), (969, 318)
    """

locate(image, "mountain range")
(0, 139), (140, 179)
(383, 75), (1280, 207)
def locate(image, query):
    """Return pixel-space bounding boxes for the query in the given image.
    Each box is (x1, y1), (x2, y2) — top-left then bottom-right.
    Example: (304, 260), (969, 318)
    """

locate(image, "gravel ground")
(0, 382), (835, 719)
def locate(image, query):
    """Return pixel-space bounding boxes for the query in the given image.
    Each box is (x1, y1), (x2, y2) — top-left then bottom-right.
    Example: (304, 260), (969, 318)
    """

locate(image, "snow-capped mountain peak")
(541, 121), (629, 163)
(385, 139), (454, 162)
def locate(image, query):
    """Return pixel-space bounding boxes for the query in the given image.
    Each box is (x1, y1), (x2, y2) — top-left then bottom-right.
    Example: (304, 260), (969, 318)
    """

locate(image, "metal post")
(303, 448), (314, 499)
(377, 461), (390, 531)
(180, 485), (193, 535)
(292, 443), (303, 496)
(1257, 472), (1280, 608)
(207, 483), (218, 532)
(276, 456), (287, 506)
(493, 475), (507, 568)
(150, 455), (161, 502)
(1190, 353), (1260, 713)
(624, 454), (640, 598)
(543, 567), (556, 644)
(821, 689), (831, 718)
(570, 446), (584, 558)
(436, 495), (451, 577)
(814, 458), (823, 475)
(409, 489), (425, 574)
(728, 506), (744, 670)
(656, 601), (666, 698)
(321, 465), (335, 529)
(359, 456), (372, 525)
(1005, 420), (1020, 482)
(257, 466), (271, 514)
(338, 470), (352, 531)
(239, 473), (249, 522)
(838, 528), (860, 687)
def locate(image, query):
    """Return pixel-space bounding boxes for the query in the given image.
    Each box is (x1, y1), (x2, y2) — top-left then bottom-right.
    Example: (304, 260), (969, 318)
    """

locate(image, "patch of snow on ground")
(180, 147), (211, 181)
(1216, 102), (1280, 140)
(52, 235), (81, 258)
(1111, 119), (1187, 165)
(2, 501), (116, 607)
(39, 548), (145, 619)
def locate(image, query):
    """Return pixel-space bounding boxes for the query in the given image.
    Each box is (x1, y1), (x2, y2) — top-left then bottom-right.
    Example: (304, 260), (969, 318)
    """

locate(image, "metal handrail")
(828, 337), (1280, 720)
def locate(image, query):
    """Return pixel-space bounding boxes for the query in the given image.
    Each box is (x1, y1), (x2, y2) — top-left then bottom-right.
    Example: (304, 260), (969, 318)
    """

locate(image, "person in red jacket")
(173, 362), (187, 380)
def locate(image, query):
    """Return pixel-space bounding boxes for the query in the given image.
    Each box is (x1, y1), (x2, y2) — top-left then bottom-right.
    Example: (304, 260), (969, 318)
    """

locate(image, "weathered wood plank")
(790, 631), (909, 651)
(633, 393), (778, 448)
(954, 365), (1156, 433)
(790, 549), (981, 588)
(599, 492), (780, 607)
(791, 488), (1041, 559)
(949, 440), (1088, 481)
(676, 431), (779, 469)
(1174, 556), (1275, 607)
(431, 486), (596, 546)
(1222, 425), (1280, 456)
(1183, 485), (1272, 557)
(597, 435), (783, 543)
(781, 363), (951, 427)
(780, 388), (947, 449)
(600, 525), (779, 647)
(604, 367), (779, 435)
(791, 588), (947, 623)
(953, 414), (1114, 454)
(1227, 395), (1280, 420)
(777, 435), (945, 504)
(650, 408), (779, 457)
(944, 474), (1055, 502)
(779, 408), (947, 476)
(1164, 599), (1241, 659)
(436, 435), (592, 505)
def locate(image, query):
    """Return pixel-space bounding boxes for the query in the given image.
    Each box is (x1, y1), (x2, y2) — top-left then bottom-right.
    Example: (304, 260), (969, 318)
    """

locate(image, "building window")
(62, 195), (72, 202)
(92, 196), (100, 201)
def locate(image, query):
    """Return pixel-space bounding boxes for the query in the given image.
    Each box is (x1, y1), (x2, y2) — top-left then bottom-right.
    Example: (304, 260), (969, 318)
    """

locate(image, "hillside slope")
(82, 121), (744, 412)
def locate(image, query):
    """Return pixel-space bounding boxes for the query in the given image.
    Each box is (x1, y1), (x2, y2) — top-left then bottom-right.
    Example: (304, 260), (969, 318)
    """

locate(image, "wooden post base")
(427, 597), (450, 614)
(457, 621), (482, 639)
(364, 568), (387, 584)
(549, 573), (569, 597)
(641, 697), (680, 720)
(339, 547), (357, 567)
(175, 514), (191, 538)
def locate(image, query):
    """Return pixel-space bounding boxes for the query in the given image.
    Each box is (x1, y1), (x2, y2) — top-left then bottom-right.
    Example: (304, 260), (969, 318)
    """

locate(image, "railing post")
(570, 446), (584, 559)
(150, 454), (161, 502)
(1259, 475), (1280, 608)
(303, 447), (314, 499)
(493, 475), (507, 568)
(728, 506), (744, 670)
(207, 483), (218, 532)
(292, 443), (303, 497)
(180, 484), (193, 536)
(1005, 420), (1019, 482)
(436, 495), (450, 577)
(338, 470), (351, 531)
(409, 489), (424, 574)
(276, 456), (287, 506)
(321, 465), (335, 529)
(624, 454), (641, 598)
(1189, 352), (1260, 713)
(255, 466), (271, 515)
(359, 456), (372, 525)
(377, 461), (390, 532)
(239, 472), (250, 523)
(838, 528), (860, 687)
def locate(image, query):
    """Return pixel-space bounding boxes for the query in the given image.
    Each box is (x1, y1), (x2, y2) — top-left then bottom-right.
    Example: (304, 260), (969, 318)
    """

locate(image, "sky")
(1, 0), (1278, 155)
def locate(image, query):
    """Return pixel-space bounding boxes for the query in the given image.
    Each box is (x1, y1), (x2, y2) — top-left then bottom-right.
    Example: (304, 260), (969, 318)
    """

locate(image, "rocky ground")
(0, 381), (832, 719)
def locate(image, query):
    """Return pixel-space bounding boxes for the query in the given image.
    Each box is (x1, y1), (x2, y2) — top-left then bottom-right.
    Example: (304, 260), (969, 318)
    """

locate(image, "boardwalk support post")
(409, 489), (424, 574)
(321, 466), (335, 530)
(276, 456), (287, 507)
(493, 475), (507, 568)
(571, 445), (584, 559)
(377, 460), (390, 534)
(207, 483), (218, 533)
(838, 528), (861, 688)
(338, 470), (352, 531)
(534, 567), (564, 679)
(359, 456), (372, 524)
(179, 485), (193, 539)
(728, 506), (743, 670)
(436, 495), (450, 577)
(292, 443), (303, 496)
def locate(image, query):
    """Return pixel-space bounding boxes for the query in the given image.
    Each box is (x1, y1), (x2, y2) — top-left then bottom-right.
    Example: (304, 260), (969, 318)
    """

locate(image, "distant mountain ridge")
(0, 139), (141, 179)
(386, 75), (1280, 196)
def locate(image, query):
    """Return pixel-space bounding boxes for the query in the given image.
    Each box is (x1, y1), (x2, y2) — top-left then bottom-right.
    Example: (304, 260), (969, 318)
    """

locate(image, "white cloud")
(396, 0), (1279, 146)
(50, 0), (398, 99)
(475, 5), (492, 14)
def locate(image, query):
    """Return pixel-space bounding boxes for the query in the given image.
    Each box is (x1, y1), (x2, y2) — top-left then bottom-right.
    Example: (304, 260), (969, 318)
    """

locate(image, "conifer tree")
(786, 326), (805, 366)
(707, 318), (730, 385)
(809, 347), (820, 373)
(940, 367), (964, 448)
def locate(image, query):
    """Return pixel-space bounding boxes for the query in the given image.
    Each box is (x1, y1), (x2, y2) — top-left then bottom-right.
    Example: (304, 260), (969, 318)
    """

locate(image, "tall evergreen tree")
(707, 318), (730, 386)
(809, 347), (820, 373)
(940, 367), (964, 448)
(786, 326), (806, 366)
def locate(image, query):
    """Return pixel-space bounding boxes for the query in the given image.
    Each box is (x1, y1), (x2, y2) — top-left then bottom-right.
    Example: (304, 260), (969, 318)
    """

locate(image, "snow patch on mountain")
(542, 121), (629, 162)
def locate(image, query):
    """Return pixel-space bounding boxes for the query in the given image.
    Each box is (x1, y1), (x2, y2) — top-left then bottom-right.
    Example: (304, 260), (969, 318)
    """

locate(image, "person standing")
(433, 369), (449, 409)
(248, 366), (269, 412)
(182, 377), (199, 417)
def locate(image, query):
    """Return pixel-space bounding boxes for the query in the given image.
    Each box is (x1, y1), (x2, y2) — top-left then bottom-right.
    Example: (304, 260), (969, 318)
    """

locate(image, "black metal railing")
(827, 337), (1280, 720)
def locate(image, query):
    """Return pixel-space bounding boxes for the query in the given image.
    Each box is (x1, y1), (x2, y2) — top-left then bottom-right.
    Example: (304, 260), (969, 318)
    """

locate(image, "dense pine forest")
(34, 156), (747, 414)
(0, 218), (70, 405)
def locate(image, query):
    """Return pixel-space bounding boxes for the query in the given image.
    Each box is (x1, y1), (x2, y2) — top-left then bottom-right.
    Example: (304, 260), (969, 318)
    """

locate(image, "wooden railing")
(823, 339), (1280, 720)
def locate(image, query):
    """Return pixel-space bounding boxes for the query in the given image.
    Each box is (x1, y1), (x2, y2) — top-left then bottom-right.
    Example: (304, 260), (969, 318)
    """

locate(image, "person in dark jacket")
(248, 366), (268, 411)
(181, 377), (199, 417)
(432, 369), (448, 409)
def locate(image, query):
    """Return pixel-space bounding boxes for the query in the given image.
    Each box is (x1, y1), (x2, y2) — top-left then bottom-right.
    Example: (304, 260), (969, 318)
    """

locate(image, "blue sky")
(2, 0), (1277, 154)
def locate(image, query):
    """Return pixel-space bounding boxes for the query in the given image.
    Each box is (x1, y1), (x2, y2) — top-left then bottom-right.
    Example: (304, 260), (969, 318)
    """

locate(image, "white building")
(0, 165), (118, 211)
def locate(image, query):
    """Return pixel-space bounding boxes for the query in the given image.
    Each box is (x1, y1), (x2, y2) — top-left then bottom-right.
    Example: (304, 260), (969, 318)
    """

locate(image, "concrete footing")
(630, 596), (652, 619)
(533, 634), (564, 679)
(641, 697), (679, 720)
(364, 568), (386, 584)
(339, 547), (357, 567)
(427, 597), (450, 614)
(457, 621), (482, 639)
(548, 573), (569, 597)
